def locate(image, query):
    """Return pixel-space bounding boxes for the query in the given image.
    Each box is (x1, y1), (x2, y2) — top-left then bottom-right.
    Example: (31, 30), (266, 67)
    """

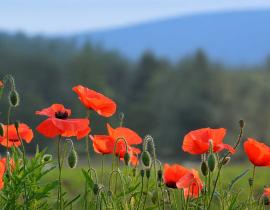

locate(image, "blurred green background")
(1, 33), (270, 163)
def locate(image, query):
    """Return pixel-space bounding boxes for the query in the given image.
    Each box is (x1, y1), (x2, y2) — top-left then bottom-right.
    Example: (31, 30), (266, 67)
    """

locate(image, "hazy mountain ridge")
(75, 9), (270, 65)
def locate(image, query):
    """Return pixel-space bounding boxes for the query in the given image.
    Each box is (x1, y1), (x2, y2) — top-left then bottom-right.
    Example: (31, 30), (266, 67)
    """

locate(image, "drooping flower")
(164, 163), (203, 198)
(0, 123), (33, 148)
(36, 104), (90, 140)
(244, 138), (270, 166)
(263, 187), (270, 205)
(73, 85), (116, 117)
(182, 128), (235, 155)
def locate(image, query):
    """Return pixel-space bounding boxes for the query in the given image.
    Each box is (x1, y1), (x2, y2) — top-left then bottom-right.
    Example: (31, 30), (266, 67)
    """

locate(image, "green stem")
(142, 178), (150, 210)
(57, 136), (63, 210)
(136, 176), (144, 210)
(101, 155), (104, 185)
(16, 127), (28, 209)
(249, 165), (256, 202)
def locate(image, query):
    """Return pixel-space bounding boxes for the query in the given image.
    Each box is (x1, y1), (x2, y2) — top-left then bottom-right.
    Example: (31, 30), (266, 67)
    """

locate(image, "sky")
(1, 0), (270, 35)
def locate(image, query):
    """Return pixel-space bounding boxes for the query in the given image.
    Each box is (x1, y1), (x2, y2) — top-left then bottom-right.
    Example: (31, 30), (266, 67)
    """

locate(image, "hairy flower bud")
(239, 120), (245, 128)
(141, 151), (152, 168)
(67, 145), (78, 169)
(124, 152), (130, 166)
(208, 153), (216, 172)
(42, 154), (52, 163)
(201, 160), (208, 176)
(9, 89), (20, 107)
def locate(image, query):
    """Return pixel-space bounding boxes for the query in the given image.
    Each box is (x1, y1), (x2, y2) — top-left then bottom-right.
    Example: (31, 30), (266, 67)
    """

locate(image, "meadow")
(1, 74), (270, 210)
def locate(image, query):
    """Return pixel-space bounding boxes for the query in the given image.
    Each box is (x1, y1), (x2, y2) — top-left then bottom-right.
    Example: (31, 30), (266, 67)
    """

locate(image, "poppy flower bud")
(221, 157), (231, 166)
(93, 183), (99, 195)
(151, 190), (158, 204)
(0, 123), (4, 137)
(0, 80), (4, 100)
(201, 160), (208, 176)
(42, 154), (52, 163)
(124, 153), (130, 166)
(67, 145), (78, 169)
(141, 151), (152, 168)
(239, 120), (245, 128)
(9, 89), (20, 107)
(157, 169), (163, 182)
(146, 168), (151, 179)
(263, 195), (270, 205)
(208, 153), (216, 172)
(248, 178), (254, 187)
(140, 169), (145, 178)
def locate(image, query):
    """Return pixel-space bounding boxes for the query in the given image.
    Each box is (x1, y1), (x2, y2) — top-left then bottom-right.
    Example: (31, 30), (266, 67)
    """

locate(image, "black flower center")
(55, 111), (69, 119)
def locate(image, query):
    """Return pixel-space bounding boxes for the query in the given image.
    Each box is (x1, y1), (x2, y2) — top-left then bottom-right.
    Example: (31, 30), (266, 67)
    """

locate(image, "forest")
(1, 32), (270, 160)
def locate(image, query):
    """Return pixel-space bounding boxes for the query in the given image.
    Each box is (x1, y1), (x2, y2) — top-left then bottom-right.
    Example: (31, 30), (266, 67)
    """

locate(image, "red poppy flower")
(264, 187), (270, 197)
(73, 85), (117, 117)
(182, 128), (235, 155)
(106, 123), (142, 145)
(244, 138), (270, 166)
(0, 81), (3, 88)
(36, 104), (90, 140)
(164, 163), (190, 188)
(0, 123), (33, 148)
(90, 123), (142, 163)
(176, 169), (203, 198)
(0, 158), (14, 190)
(164, 163), (203, 198)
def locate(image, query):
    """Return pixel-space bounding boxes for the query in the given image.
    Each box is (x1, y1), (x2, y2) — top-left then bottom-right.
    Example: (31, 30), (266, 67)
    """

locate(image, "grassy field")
(42, 162), (270, 200)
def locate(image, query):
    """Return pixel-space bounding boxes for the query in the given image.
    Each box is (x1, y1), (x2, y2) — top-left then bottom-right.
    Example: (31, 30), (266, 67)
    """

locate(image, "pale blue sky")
(1, 0), (270, 34)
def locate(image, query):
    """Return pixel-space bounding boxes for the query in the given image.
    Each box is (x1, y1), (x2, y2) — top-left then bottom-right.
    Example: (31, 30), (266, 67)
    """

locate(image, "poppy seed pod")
(0, 123), (4, 137)
(67, 146), (78, 169)
(9, 89), (20, 107)
(124, 152), (130, 166)
(146, 168), (151, 179)
(239, 120), (245, 128)
(140, 169), (145, 178)
(141, 151), (152, 168)
(93, 183), (99, 195)
(208, 153), (216, 172)
(201, 160), (208, 176)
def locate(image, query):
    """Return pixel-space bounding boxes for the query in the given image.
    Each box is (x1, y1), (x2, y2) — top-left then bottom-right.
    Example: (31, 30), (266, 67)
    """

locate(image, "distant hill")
(74, 9), (270, 65)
